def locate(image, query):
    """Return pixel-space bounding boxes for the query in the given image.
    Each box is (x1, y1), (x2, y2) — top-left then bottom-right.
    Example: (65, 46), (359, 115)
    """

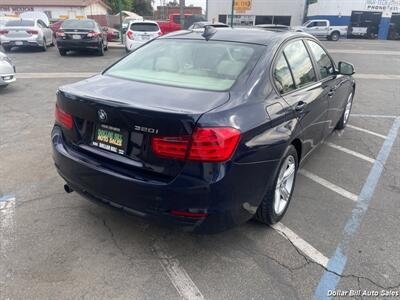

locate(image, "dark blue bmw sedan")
(52, 27), (355, 233)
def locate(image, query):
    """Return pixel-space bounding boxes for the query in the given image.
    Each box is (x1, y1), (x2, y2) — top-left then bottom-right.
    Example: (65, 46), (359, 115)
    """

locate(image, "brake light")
(151, 127), (241, 162)
(127, 30), (134, 40)
(55, 104), (73, 129)
(26, 30), (38, 35)
(87, 31), (101, 38)
(56, 31), (65, 37)
(0, 30), (8, 35)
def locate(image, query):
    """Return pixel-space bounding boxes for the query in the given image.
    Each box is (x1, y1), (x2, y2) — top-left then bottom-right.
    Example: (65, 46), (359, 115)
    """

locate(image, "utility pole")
(179, 0), (185, 29)
(118, 0), (123, 44)
(230, 0), (234, 27)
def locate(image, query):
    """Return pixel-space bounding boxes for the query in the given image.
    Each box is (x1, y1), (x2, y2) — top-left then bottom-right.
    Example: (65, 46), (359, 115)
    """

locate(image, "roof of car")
(161, 27), (309, 46)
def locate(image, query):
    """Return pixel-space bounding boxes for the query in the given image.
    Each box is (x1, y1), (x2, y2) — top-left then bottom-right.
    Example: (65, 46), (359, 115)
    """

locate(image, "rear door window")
(307, 40), (335, 79)
(283, 40), (317, 88)
(273, 54), (295, 94)
(131, 23), (159, 32)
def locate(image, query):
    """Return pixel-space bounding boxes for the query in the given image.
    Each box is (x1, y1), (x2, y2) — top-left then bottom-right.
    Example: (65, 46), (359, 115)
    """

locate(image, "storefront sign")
(0, 6), (34, 13)
(365, 0), (400, 12)
(234, 0), (252, 13)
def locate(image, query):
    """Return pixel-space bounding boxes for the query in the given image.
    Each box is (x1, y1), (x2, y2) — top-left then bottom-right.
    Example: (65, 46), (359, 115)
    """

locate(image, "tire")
(336, 91), (354, 130)
(330, 31), (340, 41)
(97, 42), (104, 56)
(59, 49), (67, 56)
(104, 40), (108, 51)
(0, 84), (8, 89)
(42, 39), (47, 51)
(254, 145), (298, 225)
(2, 46), (11, 52)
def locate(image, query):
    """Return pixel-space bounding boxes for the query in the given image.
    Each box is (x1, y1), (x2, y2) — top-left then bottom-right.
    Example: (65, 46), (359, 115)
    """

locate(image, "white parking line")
(347, 124), (387, 139)
(351, 113), (399, 119)
(272, 223), (329, 268)
(17, 72), (96, 79)
(354, 74), (400, 80)
(329, 49), (400, 56)
(324, 142), (375, 163)
(153, 243), (205, 300)
(299, 169), (358, 202)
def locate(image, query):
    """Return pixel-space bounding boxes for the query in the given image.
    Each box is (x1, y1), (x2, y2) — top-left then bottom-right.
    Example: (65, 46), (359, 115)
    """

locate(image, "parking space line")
(272, 223), (329, 267)
(346, 124), (387, 139)
(351, 113), (399, 119)
(299, 170), (358, 202)
(153, 243), (205, 300)
(328, 49), (400, 56)
(324, 142), (375, 163)
(313, 117), (400, 300)
(354, 74), (400, 80)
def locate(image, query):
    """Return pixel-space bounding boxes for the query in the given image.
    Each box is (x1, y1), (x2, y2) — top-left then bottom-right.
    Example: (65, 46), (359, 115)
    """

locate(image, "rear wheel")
(330, 31), (340, 41)
(42, 39), (47, 51)
(104, 40), (108, 51)
(59, 49), (67, 56)
(2, 46), (11, 52)
(255, 145), (298, 225)
(336, 92), (354, 130)
(97, 42), (104, 56)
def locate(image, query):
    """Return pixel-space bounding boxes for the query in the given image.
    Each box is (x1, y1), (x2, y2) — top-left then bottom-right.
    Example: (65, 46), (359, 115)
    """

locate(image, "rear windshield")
(105, 39), (261, 91)
(130, 23), (159, 32)
(61, 19), (95, 29)
(5, 20), (35, 27)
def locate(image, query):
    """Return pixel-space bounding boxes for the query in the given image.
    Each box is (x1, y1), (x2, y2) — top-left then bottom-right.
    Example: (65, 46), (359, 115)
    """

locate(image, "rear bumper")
(1, 37), (42, 47)
(125, 40), (146, 51)
(57, 38), (101, 50)
(51, 126), (280, 233)
(0, 61), (16, 85)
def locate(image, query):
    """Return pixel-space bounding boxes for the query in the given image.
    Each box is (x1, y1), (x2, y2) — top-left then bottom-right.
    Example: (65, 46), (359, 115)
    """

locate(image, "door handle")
(295, 101), (306, 111)
(328, 89), (335, 98)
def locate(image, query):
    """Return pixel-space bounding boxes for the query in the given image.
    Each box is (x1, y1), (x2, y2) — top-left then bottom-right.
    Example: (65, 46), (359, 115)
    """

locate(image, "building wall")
(207, 0), (306, 26)
(155, 6), (202, 20)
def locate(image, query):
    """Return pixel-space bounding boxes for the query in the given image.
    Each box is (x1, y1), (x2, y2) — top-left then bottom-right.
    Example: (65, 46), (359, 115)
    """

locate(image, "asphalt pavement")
(0, 40), (399, 300)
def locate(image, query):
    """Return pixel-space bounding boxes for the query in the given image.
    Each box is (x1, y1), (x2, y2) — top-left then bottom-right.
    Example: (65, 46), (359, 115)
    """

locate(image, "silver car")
(0, 51), (16, 88)
(0, 18), (53, 52)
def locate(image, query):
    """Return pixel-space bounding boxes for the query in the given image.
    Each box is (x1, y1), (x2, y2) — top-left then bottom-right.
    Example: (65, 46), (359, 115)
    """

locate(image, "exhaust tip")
(64, 184), (73, 194)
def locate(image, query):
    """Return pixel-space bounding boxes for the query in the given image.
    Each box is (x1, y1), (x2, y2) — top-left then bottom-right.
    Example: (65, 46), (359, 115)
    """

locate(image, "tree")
(105, 0), (133, 14)
(132, 0), (154, 16)
(167, 0), (179, 7)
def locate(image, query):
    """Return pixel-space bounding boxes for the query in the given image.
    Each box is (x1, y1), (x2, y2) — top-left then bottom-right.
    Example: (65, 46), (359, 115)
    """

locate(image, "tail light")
(55, 104), (73, 129)
(127, 30), (134, 40)
(87, 31), (101, 38)
(56, 31), (65, 37)
(26, 30), (39, 35)
(151, 127), (241, 162)
(0, 30), (8, 35)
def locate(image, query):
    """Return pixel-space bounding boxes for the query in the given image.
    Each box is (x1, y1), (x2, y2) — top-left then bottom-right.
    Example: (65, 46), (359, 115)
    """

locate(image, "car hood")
(60, 74), (230, 115)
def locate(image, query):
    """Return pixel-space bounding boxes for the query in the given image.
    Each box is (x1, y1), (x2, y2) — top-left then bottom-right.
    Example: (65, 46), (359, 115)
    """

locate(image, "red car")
(49, 20), (63, 37)
(106, 27), (120, 42)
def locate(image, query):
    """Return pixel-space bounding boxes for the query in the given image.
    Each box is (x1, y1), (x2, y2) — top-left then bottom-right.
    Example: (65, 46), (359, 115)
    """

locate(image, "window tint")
(131, 23), (159, 32)
(307, 40), (335, 79)
(61, 19), (95, 29)
(283, 40), (316, 88)
(5, 20), (35, 27)
(273, 54), (295, 94)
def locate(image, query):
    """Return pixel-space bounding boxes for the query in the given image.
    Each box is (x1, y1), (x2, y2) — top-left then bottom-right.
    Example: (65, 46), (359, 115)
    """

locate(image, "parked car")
(0, 50), (16, 88)
(49, 20), (63, 37)
(256, 24), (290, 31)
(122, 16), (144, 33)
(52, 28), (355, 233)
(0, 18), (54, 52)
(55, 19), (108, 56)
(293, 19), (348, 41)
(125, 21), (161, 52)
(157, 14), (191, 34)
(188, 21), (229, 30)
(106, 27), (120, 42)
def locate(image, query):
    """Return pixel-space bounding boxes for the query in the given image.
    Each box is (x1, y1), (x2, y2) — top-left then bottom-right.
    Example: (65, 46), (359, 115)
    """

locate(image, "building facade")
(207, 0), (306, 27)
(0, 0), (109, 24)
(154, 6), (202, 20)
(308, 0), (400, 40)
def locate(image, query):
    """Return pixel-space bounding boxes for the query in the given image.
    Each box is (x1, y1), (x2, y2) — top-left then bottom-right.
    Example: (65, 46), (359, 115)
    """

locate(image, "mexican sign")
(234, 0), (252, 13)
(365, 0), (400, 13)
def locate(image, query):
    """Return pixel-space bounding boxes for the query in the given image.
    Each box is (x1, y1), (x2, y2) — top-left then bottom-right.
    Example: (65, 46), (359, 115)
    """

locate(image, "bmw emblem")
(98, 109), (107, 122)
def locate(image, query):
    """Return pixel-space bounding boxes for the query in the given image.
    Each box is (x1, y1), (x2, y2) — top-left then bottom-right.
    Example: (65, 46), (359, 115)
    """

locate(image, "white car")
(0, 51), (16, 88)
(0, 18), (54, 52)
(293, 19), (348, 41)
(125, 21), (161, 52)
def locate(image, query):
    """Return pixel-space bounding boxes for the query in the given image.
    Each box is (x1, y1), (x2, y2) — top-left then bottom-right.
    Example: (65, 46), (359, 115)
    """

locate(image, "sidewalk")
(108, 41), (125, 49)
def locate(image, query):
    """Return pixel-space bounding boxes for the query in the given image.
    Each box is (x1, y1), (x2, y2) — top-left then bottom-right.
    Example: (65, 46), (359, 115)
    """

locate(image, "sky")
(155, 0), (206, 9)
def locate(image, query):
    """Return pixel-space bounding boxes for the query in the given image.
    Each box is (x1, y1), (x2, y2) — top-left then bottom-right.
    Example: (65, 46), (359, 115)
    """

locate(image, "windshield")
(131, 23), (159, 32)
(5, 20), (35, 27)
(61, 19), (95, 29)
(105, 39), (261, 91)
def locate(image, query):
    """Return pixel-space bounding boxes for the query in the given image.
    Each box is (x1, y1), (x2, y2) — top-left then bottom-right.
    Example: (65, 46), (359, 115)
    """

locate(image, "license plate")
(91, 124), (128, 155)
(142, 35), (150, 40)
(72, 35), (81, 39)
(15, 41), (23, 45)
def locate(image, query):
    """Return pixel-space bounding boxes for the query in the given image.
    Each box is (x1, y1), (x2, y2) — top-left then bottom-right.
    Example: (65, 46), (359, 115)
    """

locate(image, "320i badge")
(51, 27), (355, 233)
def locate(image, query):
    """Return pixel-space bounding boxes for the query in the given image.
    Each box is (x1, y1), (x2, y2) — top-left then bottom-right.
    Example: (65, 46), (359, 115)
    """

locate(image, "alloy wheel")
(273, 155), (296, 215)
(343, 93), (353, 124)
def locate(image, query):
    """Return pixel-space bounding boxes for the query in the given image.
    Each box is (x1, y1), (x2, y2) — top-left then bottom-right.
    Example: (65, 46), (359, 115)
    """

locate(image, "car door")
(305, 39), (349, 134)
(276, 39), (328, 157)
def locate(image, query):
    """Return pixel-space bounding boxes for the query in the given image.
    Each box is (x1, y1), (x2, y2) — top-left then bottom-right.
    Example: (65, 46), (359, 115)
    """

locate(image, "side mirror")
(338, 61), (355, 75)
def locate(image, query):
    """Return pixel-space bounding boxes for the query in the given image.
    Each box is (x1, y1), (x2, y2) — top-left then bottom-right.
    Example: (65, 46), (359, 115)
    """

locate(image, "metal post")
(118, 0), (123, 44)
(230, 0), (234, 27)
(179, 0), (185, 29)
(205, 0), (208, 21)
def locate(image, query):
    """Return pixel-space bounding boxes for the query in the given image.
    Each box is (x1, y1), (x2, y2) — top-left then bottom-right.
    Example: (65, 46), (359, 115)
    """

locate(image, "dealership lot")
(0, 40), (399, 299)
